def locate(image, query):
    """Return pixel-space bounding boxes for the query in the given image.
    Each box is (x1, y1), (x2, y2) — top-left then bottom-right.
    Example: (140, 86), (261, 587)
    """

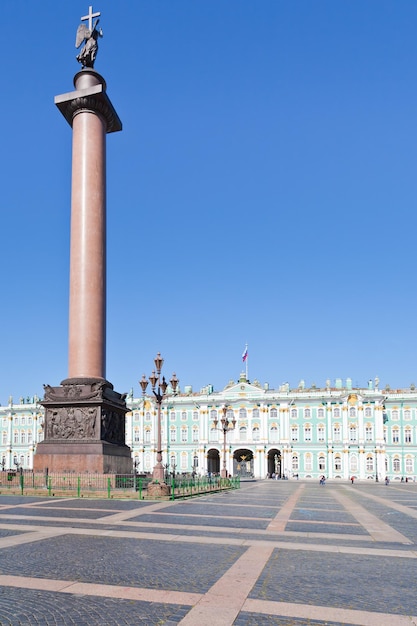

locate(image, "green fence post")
(107, 477), (111, 498)
(138, 478), (142, 500)
(20, 472), (24, 495)
(48, 477), (52, 497)
(77, 476), (81, 498)
(171, 476), (175, 500)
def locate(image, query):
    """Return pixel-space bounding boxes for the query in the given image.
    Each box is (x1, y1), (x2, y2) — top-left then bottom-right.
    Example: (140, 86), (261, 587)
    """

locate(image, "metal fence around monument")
(0, 471), (240, 500)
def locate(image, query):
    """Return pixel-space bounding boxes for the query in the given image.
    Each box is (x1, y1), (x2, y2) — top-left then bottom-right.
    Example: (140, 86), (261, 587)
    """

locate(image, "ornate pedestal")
(33, 378), (132, 474)
(147, 482), (171, 498)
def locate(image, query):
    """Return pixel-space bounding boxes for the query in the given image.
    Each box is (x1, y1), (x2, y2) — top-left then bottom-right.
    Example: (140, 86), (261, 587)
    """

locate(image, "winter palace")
(1, 373), (417, 481)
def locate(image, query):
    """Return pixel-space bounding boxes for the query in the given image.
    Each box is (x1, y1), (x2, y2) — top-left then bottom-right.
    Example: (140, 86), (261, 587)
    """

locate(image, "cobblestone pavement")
(0, 481), (416, 625)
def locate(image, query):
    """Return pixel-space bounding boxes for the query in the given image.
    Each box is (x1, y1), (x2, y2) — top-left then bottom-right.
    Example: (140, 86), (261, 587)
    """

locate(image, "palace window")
(226, 409), (234, 420)
(406, 457), (414, 473)
(270, 426), (278, 443)
(239, 426), (247, 442)
(334, 455), (342, 471)
(365, 407), (372, 417)
(365, 426), (373, 442)
(405, 428), (412, 443)
(291, 408), (297, 419)
(192, 411), (199, 421)
(333, 425), (341, 442)
(252, 427), (260, 441)
(13, 431), (18, 444)
(134, 412), (140, 421)
(291, 426), (298, 442)
(349, 426), (357, 443)
(292, 455), (299, 471)
(144, 429), (151, 444)
(349, 407), (356, 418)
(239, 408), (247, 419)
(28, 431), (33, 444)
(181, 428), (188, 442)
(210, 428), (218, 442)
(405, 409), (411, 420)
(304, 408), (311, 418)
(192, 428), (199, 443)
(21, 417), (25, 425)
(170, 427), (177, 442)
(318, 456), (326, 471)
(270, 408), (278, 418)
(392, 428), (399, 444)
(366, 456), (374, 472)
(252, 408), (260, 419)
(391, 410), (399, 420)
(350, 454), (358, 472)
(304, 426), (311, 442)
(210, 410), (217, 421)
(181, 412), (187, 421)
(134, 429), (140, 443)
(317, 425), (325, 442)
(28, 416), (32, 426)
(144, 454), (151, 470)
(393, 458), (400, 472)
(181, 453), (187, 470)
(305, 453), (312, 471)
(145, 412), (151, 421)
(333, 408), (340, 418)
(170, 411), (176, 421)
(2, 432), (6, 445)
(318, 408), (324, 418)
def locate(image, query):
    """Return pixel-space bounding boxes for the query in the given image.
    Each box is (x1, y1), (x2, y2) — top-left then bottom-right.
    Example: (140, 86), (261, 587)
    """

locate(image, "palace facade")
(1, 374), (417, 481)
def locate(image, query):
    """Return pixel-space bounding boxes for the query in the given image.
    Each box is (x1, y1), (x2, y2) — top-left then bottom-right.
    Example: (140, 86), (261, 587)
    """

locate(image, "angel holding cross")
(75, 5), (103, 68)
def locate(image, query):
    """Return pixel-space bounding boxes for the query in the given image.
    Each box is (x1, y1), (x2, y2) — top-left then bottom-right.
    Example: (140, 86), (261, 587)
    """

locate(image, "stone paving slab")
(292, 508), (358, 523)
(166, 503), (278, 518)
(286, 521), (368, 535)
(0, 534), (246, 593)
(249, 548), (417, 615)
(0, 586), (190, 625)
(234, 612), (356, 625)
(131, 513), (269, 529)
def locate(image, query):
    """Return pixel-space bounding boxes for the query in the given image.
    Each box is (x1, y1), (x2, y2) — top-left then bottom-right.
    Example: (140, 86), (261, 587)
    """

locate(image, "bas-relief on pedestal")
(34, 378), (132, 473)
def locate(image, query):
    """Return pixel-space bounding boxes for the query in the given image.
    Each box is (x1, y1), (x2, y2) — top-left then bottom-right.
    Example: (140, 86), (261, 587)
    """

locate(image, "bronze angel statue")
(75, 17), (103, 68)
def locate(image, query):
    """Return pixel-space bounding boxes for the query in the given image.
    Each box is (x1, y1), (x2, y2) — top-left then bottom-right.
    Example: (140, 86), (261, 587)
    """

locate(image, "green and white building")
(2, 374), (417, 481)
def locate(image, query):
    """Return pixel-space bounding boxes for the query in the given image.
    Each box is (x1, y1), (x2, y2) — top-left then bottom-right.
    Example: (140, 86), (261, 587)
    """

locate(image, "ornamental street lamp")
(139, 353), (178, 495)
(213, 406), (236, 478)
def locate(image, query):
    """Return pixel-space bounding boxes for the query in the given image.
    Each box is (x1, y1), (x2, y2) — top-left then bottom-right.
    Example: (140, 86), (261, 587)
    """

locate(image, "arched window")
(333, 424), (341, 441)
(134, 429), (140, 443)
(391, 410), (399, 420)
(170, 427), (177, 442)
(365, 425), (373, 441)
(334, 455), (342, 471)
(350, 454), (358, 472)
(318, 408), (324, 418)
(145, 411), (151, 421)
(349, 425), (357, 442)
(252, 427), (260, 441)
(392, 428), (400, 444)
(192, 428), (199, 442)
(291, 426), (298, 442)
(305, 453), (312, 471)
(270, 425), (278, 443)
(181, 452), (187, 469)
(192, 411), (199, 421)
(2, 432), (7, 445)
(291, 408), (297, 419)
(366, 456), (374, 472)
(292, 455), (299, 471)
(239, 408), (247, 419)
(318, 455), (326, 471)
(333, 408), (340, 418)
(304, 408), (311, 418)
(317, 425), (325, 441)
(144, 429), (151, 444)
(13, 431), (18, 444)
(170, 411), (176, 421)
(304, 425), (311, 441)
(365, 407), (372, 417)
(405, 428), (412, 443)
(144, 453), (151, 470)
(405, 409), (411, 420)
(406, 457), (413, 473)
(349, 407), (356, 418)
(28, 431), (33, 444)
(393, 458), (400, 472)
(270, 408), (278, 418)
(181, 427), (188, 442)
(134, 412), (140, 421)
(239, 427), (247, 441)
(210, 409), (217, 420)
(252, 408), (259, 418)
(181, 411), (187, 421)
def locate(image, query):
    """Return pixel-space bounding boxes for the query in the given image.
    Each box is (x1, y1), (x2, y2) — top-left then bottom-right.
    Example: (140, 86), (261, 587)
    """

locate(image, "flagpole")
(245, 343), (248, 380)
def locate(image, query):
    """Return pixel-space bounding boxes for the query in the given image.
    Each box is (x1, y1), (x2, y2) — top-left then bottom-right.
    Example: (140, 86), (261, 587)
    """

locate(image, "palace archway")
(267, 449), (281, 477)
(233, 449), (254, 477)
(207, 448), (220, 475)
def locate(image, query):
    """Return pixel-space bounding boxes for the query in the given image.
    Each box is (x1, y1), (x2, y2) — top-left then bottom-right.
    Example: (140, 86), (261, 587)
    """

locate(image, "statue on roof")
(75, 6), (103, 68)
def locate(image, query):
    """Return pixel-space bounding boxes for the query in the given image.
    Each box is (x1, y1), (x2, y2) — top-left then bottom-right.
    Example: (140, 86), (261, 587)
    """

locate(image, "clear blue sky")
(1, 1), (416, 402)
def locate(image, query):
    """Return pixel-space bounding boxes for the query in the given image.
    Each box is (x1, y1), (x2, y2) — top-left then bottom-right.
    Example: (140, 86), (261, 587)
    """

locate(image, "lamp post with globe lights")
(213, 405), (236, 478)
(139, 353), (178, 496)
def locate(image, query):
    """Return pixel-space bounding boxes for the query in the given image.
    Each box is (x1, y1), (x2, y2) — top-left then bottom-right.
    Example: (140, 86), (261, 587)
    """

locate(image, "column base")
(147, 481), (171, 497)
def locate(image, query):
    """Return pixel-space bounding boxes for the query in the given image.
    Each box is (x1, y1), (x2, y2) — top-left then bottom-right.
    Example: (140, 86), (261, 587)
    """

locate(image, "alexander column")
(34, 6), (132, 474)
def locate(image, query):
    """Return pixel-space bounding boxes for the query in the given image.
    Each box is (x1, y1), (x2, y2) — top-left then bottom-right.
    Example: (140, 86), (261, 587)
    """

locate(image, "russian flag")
(242, 346), (248, 362)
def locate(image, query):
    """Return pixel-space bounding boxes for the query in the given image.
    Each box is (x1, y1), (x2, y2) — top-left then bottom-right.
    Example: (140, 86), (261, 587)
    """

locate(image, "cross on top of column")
(81, 5), (100, 31)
